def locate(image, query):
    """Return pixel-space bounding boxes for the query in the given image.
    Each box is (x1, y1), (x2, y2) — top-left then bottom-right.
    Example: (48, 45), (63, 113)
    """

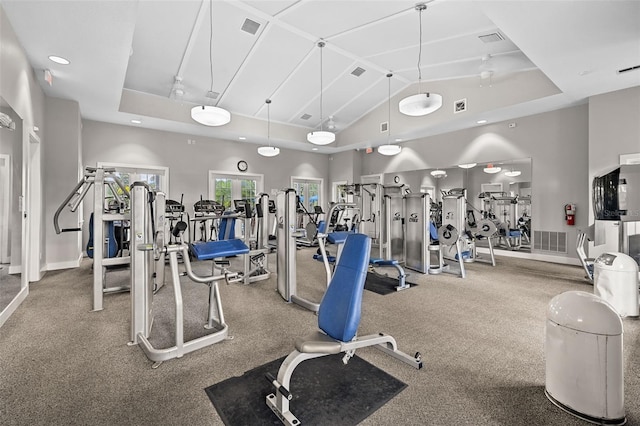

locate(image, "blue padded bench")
(190, 239), (249, 260)
(266, 233), (422, 424)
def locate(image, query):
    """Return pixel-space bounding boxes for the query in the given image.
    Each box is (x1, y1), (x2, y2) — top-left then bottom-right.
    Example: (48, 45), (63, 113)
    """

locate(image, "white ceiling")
(2, 0), (639, 153)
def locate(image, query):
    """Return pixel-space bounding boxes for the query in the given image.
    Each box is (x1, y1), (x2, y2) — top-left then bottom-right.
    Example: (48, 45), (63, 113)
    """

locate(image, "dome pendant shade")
(191, 105), (231, 126)
(307, 130), (335, 145)
(257, 146), (280, 157)
(399, 93), (443, 116)
(378, 144), (401, 156)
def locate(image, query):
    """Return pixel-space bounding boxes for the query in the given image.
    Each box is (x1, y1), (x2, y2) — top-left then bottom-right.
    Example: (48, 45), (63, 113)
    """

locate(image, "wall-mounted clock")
(394, 175), (400, 183)
(237, 160), (248, 172)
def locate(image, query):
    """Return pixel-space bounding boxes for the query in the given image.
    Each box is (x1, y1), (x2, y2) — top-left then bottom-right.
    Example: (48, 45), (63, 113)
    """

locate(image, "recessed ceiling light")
(48, 55), (70, 65)
(395, 138), (403, 142)
(477, 119), (487, 124)
(312, 147), (318, 151)
(130, 119), (142, 124)
(238, 136), (246, 140)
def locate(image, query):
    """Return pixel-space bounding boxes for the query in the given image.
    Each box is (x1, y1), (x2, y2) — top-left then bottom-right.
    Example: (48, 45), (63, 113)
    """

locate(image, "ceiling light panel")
(279, 1), (418, 41)
(123, 0), (202, 96)
(240, 1), (299, 17)
(280, 47), (352, 126)
(220, 25), (307, 117)
(330, 2), (494, 58)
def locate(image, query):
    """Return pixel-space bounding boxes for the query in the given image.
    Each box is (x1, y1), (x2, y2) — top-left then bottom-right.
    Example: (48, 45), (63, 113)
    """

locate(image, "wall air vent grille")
(533, 231), (567, 253)
(351, 67), (366, 77)
(478, 32), (504, 43)
(241, 18), (261, 35)
(618, 65), (640, 74)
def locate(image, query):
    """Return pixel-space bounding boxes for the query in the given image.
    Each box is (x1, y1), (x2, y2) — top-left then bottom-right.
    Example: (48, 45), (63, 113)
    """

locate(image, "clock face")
(237, 160), (248, 172)
(394, 176), (400, 183)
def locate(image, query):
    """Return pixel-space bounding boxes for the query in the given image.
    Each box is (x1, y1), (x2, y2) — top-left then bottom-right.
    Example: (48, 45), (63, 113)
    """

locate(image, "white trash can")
(594, 252), (640, 318)
(545, 291), (625, 425)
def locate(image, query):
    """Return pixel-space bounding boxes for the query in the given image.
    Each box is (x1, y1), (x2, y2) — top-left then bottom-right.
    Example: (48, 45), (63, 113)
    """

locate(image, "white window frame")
(97, 162), (170, 196)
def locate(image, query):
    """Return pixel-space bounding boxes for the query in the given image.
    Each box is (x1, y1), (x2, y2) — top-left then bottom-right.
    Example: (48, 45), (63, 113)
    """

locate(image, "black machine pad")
(364, 272), (417, 295)
(205, 354), (407, 425)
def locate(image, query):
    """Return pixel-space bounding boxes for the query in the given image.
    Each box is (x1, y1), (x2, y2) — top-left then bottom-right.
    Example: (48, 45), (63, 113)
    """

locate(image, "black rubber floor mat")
(364, 272), (417, 295)
(205, 353), (407, 425)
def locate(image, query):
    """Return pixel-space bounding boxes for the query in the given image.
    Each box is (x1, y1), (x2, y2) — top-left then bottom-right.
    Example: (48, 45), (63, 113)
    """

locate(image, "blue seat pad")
(190, 239), (249, 260)
(327, 231), (352, 244)
(313, 254), (336, 263)
(369, 258), (398, 266)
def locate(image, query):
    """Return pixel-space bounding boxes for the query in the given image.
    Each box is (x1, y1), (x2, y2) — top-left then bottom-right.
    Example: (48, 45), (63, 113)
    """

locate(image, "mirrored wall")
(386, 158), (532, 253)
(0, 97), (24, 319)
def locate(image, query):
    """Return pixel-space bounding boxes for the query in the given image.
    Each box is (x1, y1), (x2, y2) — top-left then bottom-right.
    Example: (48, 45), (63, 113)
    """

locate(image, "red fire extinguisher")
(564, 204), (576, 226)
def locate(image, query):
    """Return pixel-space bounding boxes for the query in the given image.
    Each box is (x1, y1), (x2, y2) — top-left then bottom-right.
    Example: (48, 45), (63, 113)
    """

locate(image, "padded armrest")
(295, 331), (343, 354)
(190, 239), (249, 260)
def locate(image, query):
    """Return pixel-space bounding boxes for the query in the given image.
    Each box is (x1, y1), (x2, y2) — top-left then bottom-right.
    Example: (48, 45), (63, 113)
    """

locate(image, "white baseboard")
(46, 253), (83, 271)
(0, 286), (28, 328)
(476, 247), (581, 266)
(8, 264), (21, 274)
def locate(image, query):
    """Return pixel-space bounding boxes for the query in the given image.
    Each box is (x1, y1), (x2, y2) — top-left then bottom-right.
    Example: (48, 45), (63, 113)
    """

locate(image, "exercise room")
(1, 1), (639, 425)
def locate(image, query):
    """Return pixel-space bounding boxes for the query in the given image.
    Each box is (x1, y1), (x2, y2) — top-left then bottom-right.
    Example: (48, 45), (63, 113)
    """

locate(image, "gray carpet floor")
(0, 264), (22, 312)
(1, 248), (639, 426)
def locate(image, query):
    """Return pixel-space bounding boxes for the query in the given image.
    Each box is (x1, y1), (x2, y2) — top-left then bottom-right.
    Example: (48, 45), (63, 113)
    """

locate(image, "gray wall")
(81, 120), (331, 248)
(43, 97), (82, 268)
(588, 86), (640, 258)
(359, 104), (590, 261)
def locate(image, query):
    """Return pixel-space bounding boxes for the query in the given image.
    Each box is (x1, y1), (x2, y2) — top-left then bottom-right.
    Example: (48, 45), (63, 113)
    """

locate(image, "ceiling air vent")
(351, 67), (366, 77)
(618, 65), (640, 74)
(380, 122), (388, 133)
(241, 18), (261, 35)
(300, 113), (312, 120)
(478, 32), (504, 43)
(206, 91), (219, 99)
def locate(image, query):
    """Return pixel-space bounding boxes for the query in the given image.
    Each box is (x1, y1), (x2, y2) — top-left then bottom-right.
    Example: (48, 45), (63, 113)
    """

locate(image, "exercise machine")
(129, 182), (244, 367)
(191, 198), (225, 242)
(438, 190), (470, 278)
(404, 192), (445, 275)
(276, 188), (318, 311)
(54, 166), (131, 311)
(266, 233), (422, 425)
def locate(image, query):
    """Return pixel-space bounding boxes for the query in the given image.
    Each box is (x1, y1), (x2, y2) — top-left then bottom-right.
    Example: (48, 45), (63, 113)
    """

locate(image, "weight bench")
(266, 233), (422, 425)
(190, 239), (250, 284)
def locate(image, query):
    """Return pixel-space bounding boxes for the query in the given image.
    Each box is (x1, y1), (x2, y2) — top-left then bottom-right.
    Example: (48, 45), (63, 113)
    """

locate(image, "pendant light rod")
(318, 40), (326, 132)
(266, 98), (271, 143)
(387, 72), (392, 143)
(208, 0), (214, 96)
(416, 3), (426, 94)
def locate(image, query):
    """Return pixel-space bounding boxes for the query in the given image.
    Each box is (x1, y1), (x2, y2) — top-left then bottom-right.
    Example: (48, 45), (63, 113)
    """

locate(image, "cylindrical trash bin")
(594, 252), (640, 318)
(545, 291), (625, 425)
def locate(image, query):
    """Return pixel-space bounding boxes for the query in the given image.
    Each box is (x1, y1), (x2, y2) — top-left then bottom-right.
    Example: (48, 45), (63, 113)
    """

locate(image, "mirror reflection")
(0, 98), (23, 314)
(387, 158), (532, 254)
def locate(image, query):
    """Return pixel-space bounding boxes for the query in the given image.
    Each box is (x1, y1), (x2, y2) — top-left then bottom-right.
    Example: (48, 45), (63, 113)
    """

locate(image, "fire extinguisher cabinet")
(594, 252), (640, 318)
(545, 291), (625, 425)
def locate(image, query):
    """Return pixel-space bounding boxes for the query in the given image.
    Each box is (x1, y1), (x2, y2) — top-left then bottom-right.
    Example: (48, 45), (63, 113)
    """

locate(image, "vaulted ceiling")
(2, 0), (639, 153)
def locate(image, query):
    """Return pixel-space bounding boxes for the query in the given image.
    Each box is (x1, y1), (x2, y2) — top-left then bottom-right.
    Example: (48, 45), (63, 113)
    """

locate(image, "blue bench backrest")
(318, 233), (371, 342)
(218, 212), (236, 240)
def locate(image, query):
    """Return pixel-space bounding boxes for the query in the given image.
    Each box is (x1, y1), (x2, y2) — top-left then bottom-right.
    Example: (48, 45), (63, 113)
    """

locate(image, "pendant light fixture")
(504, 169), (522, 177)
(307, 41), (335, 145)
(430, 169), (447, 178)
(458, 163), (477, 169)
(399, 3), (443, 117)
(191, 0), (231, 127)
(257, 99), (280, 157)
(483, 163), (502, 174)
(378, 73), (401, 156)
